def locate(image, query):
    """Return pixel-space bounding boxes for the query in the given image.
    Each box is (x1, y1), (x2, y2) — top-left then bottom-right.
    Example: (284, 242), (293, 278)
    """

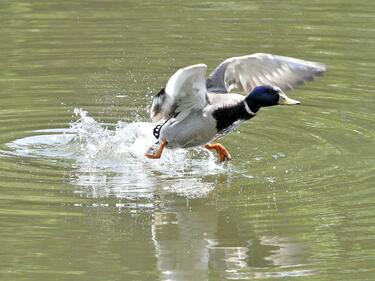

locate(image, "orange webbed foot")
(145, 139), (168, 159)
(204, 143), (232, 162)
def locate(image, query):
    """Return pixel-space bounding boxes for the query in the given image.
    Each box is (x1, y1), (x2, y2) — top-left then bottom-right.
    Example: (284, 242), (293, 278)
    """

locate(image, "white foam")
(6, 109), (228, 199)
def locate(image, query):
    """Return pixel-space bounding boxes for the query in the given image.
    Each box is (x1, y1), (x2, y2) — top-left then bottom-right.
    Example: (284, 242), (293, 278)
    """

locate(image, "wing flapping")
(150, 64), (208, 122)
(206, 53), (327, 94)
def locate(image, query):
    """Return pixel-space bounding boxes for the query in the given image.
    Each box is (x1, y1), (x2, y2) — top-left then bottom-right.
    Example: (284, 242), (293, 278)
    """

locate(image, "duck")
(145, 53), (326, 161)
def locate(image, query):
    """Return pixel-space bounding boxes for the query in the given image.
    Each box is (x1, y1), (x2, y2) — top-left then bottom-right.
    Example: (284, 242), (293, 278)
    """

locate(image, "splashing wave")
(4, 109), (229, 199)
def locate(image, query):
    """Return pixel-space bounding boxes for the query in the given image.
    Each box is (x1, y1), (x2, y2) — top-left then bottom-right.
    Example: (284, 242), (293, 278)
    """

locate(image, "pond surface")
(0, 1), (374, 280)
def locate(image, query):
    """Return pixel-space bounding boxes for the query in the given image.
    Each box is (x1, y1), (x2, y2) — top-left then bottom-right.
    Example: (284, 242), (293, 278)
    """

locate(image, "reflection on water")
(152, 201), (313, 280)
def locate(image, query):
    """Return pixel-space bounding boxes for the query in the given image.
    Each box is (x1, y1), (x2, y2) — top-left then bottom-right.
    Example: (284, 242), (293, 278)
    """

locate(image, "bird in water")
(145, 53), (326, 161)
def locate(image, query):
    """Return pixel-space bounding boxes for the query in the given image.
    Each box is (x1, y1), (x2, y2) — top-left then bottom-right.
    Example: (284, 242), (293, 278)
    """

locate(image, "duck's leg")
(204, 143), (232, 162)
(145, 139), (168, 159)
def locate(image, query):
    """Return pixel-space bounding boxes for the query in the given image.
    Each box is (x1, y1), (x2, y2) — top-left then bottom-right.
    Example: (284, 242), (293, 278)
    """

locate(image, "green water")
(0, 1), (374, 280)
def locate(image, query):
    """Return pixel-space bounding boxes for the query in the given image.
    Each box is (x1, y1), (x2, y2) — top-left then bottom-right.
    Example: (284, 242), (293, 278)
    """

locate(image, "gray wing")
(206, 53), (327, 94)
(150, 64), (208, 122)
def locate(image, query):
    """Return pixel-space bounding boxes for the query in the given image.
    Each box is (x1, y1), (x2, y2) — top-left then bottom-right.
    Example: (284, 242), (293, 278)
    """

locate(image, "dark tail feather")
(150, 88), (166, 122)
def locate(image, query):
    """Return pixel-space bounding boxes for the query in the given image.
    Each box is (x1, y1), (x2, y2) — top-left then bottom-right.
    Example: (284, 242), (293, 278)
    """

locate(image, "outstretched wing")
(150, 64), (208, 122)
(206, 53), (326, 94)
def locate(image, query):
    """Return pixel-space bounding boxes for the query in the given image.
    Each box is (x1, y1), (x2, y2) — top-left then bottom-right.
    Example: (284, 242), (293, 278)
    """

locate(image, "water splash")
(70, 109), (226, 199)
(5, 109), (228, 199)
(71, 108), (156, 160)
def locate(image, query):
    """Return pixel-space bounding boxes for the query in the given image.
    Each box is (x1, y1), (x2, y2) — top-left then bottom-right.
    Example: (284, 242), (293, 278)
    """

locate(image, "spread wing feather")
(206, 53), (326, 94)
(150, 64), (208, 122)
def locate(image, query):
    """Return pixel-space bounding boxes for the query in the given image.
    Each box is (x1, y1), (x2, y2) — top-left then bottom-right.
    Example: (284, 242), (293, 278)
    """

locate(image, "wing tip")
(181, 63), (207, 72)
(166, 63), (208, 94)
(314, 63), (327, 75)
(170, 64), (208, 80)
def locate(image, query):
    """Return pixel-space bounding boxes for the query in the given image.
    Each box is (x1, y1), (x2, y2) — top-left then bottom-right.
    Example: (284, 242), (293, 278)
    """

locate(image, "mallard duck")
(145, 53), (326, 161)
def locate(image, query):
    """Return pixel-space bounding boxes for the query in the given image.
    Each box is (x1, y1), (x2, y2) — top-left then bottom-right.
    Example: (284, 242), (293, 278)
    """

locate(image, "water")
(0, 1), (374, 280)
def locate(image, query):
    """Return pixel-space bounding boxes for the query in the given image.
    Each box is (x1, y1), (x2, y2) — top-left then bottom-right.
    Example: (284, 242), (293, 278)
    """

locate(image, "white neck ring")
(244, 101), (256, 116)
